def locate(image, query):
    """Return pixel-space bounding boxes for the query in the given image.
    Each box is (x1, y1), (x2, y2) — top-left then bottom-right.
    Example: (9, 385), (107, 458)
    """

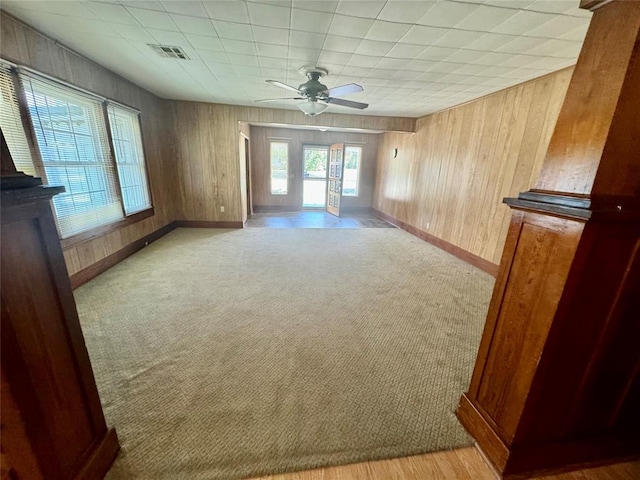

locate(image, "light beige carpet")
(74, 227), (494, 480)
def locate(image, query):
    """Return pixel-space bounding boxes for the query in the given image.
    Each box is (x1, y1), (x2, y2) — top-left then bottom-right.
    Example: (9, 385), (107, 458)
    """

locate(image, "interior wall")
(170, 102), (414, 223)
(374, 68), (573, 266)
(0, 13), (178, 277)
(249, 126), (379, 211)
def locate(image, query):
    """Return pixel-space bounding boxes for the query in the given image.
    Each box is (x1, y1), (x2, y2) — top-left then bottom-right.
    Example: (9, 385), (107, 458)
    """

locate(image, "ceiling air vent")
(148, 44), (189, 60)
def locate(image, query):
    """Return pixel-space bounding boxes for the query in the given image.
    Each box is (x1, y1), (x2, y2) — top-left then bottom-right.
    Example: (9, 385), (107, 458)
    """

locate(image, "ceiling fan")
(255, 66), (368, 116)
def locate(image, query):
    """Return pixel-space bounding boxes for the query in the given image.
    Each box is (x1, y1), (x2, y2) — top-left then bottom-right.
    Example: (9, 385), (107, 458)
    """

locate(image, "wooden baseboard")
(175, 220), (244, 228)
(252, 205), (299, 213)
(74, 427), (119, 480)
(373, 210), (499, 277)
(69, 221), (177, 289)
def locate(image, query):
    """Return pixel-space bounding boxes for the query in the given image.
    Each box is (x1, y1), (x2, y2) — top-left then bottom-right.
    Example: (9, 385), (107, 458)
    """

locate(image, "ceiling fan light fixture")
(297, 101), (329, 117)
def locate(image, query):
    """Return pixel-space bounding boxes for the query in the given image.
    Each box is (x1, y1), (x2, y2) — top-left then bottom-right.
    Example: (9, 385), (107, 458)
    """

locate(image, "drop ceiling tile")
(203, 1), (250, 23)
(186, 33), (224, 51)
(255, 43), (288, 58)
(365, 21), (412, 43)
(341, 66), (372, 77)
(162, 1), (208, 18)
(288, 46), (321, 62)
(291, 8), (333, 34)
(171, 14), (216, 36)
(289, 30), (326, 49)
(127, 7), (179, 31)
(463, 32), (519, 52)
(378, 0), (435, 24)
(386, 43), (426, 59)
(498, 54), (542, 68)
(346, 54), (378, 68)
(525, 56), (573, 70)
(355, 39), (394, 56)
(429, 48), (476, 64)
(335, 0), (384, 18)
(319, 50), (352, 64)
(247, 2), (291, 29)
(111, 24), (156, 42)
(524, 0), (584, 15)
(85, 3), (139, 25)
(495, 36), (547, 54)
(252, 25), (288, 45)
(376, 57), (411, 70)
(434, 30), (484, 49)
(469, 51), (517, 66)
(15, 0), (99, 18)
(147, 28), (190, 45)
(234, 64), (262, 75)
(328, 14), (374, 39)
(400, 25), (448, 46)
(121, 2), (166, 12)
(197, 49), (231, 63)
(453, 63), (491, 76)
(429, 62), (464, 74)
(526, 15), (590, 39)
(558, 23), (589, 42)
(554, 42), (583, 59)
(417, 1), (480, 29)
(226, 53), (260, 66)
(416, 46), (458, 62)
(323, 35), (361, 53)
(492, 10), (557, 35)
(292, 1), (338, 13)
(525, 38), (579, 57)
(456, 5), (520, 32)
(392, 70), (425, 81)
(221, 39), (257, 55)
(483, 0), (535, 8)
(213, 20), (253, 41)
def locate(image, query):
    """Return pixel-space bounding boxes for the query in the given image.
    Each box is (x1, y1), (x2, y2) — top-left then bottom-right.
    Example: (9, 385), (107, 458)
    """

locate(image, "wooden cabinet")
(1, 135), (119, 479)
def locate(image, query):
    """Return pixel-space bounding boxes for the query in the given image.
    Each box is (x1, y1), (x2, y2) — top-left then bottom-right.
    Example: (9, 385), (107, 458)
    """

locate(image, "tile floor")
(245, 211), (395, 229)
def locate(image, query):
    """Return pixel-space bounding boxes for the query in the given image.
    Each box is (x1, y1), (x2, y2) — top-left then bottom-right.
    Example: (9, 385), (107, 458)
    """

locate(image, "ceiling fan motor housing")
(298, 67), (329, 100)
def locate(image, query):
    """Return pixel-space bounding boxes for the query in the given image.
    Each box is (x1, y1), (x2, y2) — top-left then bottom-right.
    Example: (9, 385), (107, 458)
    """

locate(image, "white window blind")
(107, 105), (151, 214)
(0, 63), (35, 176)
(20, 71), (124, 238)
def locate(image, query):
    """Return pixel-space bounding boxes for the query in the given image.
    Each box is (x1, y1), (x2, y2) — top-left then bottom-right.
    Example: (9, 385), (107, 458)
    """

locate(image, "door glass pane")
(270, 141), (288, 195)
(343, 146), (361, 197)
(303, 146), (328, 207)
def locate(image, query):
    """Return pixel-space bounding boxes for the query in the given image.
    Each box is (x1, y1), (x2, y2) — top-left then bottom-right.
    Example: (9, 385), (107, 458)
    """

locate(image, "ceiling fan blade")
(266, 80), (302, 94)
(325, 83), (363, 97)
(255, 97), (304, 103)
(326, 97), (369, 110)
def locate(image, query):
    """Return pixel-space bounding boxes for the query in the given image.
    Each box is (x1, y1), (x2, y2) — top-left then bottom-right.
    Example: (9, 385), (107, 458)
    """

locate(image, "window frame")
(5, 62), (154, 248)
(343, 144), (362, 197)
(269, 140), (289, 196)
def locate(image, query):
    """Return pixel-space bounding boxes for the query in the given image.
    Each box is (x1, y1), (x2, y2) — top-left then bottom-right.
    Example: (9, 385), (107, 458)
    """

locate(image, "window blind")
(19, 71), (124, 238)
(107, 105), (151, 214)
(0, 62), (35, 176)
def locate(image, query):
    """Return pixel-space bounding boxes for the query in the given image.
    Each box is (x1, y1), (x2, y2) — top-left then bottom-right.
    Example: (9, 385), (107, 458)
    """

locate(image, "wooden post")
(456, 0), (640, 477)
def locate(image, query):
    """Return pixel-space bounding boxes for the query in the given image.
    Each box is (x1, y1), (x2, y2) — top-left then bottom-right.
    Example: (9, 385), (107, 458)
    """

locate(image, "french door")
(327, 143), (344, 217)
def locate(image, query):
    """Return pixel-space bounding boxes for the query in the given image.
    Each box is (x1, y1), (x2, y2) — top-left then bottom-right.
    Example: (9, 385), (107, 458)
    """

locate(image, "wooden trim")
(253, 205), (300, 213)
(61, 207), (154, 250)
(373, 209), (500, 277)
(69, 220), (175, 289)
(100, 101), (127, 219)
(175, 220), (244, 228)
(580, 0), (615, 11)
(73, 428), (119, 480)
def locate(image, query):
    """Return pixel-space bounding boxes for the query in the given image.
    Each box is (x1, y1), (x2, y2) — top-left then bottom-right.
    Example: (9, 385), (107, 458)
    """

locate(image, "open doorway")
(302, 145), (329, 208)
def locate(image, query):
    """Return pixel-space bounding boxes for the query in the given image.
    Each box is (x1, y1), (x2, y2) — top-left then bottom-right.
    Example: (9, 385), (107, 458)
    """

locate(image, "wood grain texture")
(0, 12), (178, 277)
(250, 126), (379, 211)
(535, 1), (640, 197)
(374, 68), (573, 266)
(247, 446), (640, 480)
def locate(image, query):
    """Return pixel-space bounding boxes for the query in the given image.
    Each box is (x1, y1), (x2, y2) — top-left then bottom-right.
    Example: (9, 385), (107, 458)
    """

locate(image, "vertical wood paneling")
(0, 13), (178, 276)
(249, 126), (379, 211)
(374, 68), (573, 265)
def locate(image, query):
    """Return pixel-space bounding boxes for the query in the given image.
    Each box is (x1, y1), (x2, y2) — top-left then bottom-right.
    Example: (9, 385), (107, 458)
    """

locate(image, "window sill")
(60, 207), (154, 250)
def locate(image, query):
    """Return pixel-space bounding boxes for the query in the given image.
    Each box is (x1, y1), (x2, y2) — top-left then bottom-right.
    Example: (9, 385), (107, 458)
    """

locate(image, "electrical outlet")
(220, 206), (225, 213)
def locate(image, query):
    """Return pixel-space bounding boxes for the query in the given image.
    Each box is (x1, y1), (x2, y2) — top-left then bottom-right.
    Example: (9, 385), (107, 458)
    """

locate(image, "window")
(343, 145), (362, 197)
(270, 141), (288, 195)
(2, 62), (152, 240)
(0, 65), (35, 176)
(107, 105), (151, 214)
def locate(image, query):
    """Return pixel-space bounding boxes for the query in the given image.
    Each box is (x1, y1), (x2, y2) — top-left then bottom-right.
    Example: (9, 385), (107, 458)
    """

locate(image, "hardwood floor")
(248, 447), (640, 480)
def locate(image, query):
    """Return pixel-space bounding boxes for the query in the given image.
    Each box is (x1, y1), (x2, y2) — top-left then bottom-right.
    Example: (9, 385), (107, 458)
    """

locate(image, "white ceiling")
(1, 0), (591, 118)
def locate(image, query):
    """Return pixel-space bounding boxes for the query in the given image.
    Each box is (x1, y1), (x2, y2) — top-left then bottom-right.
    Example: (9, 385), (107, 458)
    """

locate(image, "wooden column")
(456, 0), (640, 477)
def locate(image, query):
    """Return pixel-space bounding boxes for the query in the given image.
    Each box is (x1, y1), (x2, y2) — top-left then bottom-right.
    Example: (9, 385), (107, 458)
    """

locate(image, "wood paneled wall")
(374, 68), (573, 266)
(0, 13), (178, 276)
(249, 126), (379, 211)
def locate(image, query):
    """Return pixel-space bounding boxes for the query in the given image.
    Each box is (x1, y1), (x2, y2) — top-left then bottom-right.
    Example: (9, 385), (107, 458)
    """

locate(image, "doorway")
(302, 145), (329, 208)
